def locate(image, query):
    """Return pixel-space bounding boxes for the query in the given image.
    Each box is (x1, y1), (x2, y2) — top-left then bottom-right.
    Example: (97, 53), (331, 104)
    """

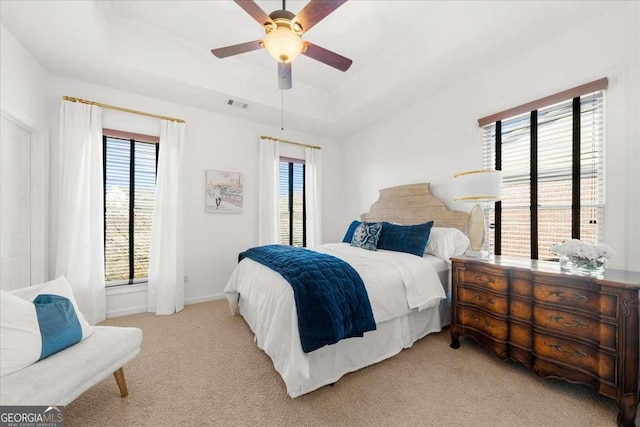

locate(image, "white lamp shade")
(452, 169), (502, 202)
(264, 28), (303, 63)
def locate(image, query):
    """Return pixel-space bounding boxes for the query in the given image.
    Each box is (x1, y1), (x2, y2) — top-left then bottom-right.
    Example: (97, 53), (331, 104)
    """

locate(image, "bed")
(224, 183), (482, 398)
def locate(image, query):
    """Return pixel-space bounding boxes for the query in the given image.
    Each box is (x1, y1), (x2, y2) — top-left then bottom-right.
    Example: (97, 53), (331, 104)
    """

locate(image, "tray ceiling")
(0, 1), (619, 138)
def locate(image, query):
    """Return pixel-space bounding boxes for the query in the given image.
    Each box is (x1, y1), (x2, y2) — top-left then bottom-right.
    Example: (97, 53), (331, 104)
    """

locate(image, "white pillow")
(425, 227), (470, 261)
(0, 276), (93, 377)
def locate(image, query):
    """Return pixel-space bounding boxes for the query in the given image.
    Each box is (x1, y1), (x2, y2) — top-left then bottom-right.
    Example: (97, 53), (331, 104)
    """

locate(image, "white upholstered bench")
(0, 284), (143, 406)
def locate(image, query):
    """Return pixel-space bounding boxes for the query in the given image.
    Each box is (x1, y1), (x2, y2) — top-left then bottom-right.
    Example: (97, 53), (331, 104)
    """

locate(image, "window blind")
(579, 92), (605, 245)
(279, 159), (306, 247)
(105, 138), (131, 281)
(104, 136), (157, 284)
(482, 123), (497, 254)
(133, 142), (156, 279)
(482, 90), (605, 260)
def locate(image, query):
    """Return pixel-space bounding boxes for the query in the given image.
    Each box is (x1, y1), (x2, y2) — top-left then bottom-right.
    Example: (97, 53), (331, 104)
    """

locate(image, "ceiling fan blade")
(294, 0), (347, 34)
(233, 0), (273, 26)
(211, 40), (263, 58)
(302, 42), (352, 72)
(278, 62), (292, 90)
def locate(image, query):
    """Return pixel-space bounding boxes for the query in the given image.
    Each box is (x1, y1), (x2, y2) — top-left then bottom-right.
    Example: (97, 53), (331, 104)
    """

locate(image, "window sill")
(106, 282), (148, 296)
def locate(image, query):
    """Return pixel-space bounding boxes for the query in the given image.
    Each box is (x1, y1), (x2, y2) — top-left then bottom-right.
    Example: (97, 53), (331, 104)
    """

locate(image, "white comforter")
(224, 243), (447, 396)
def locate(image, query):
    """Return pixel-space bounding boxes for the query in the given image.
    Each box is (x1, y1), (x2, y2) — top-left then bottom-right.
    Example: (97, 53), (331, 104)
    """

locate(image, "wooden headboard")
(360, 183), (484, 250)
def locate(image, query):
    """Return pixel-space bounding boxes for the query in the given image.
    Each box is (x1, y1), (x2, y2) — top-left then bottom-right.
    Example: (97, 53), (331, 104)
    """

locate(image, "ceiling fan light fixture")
(211, 0), (353, 90)
(264, 27), (303, 63)
(291, 21), (303, 33)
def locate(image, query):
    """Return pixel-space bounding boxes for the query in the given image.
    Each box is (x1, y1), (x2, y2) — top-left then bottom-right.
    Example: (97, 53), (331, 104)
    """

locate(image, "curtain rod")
(63, 96), (186, 124)
(260, 135), (321, 150)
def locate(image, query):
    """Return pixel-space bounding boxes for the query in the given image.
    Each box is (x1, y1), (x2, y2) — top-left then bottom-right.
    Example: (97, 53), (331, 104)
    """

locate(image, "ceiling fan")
(211, 0), (352, 90)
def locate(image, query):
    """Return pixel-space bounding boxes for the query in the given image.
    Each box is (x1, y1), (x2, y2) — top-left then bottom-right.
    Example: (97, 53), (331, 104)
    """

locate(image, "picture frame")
(205, 170), (243, 213)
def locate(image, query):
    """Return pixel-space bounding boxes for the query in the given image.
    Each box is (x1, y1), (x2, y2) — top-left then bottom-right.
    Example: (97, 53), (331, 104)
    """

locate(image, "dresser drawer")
(533, 306), (616, 350)
(510, 298), (532, 322)
(510, 320), (532, 350)
(457, 307), (508, 341)
(458, 287), (508, 315)
(533, 332), (616, 384)
(511, 277), (533, 297)
(533, 283), (611, 316)
(457, 268), (507, 293)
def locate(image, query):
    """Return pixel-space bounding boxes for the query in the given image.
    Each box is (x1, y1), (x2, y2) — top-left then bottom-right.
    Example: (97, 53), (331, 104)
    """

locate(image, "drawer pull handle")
(472, 315), (493, 328)
(473, 293), (494, 305)
(550, 291), (588, 302)
(548, 343), (588, 358)
(474, 275), (495, 286)
(548, 315), (588, 329)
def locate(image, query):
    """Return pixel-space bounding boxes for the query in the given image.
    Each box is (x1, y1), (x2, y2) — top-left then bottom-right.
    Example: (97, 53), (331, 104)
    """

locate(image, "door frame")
(0, 108), (48, 286)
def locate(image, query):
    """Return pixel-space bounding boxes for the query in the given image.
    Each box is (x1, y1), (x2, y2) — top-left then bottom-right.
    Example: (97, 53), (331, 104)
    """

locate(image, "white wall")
(340, 3), (640, 271)
(0, 24), (48, 128)
(0, 23), (49, 285)
(47, 77), (342, 317)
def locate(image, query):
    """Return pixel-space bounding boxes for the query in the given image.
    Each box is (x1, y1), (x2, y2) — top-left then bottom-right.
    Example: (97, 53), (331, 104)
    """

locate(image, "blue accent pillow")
(0, 276), (93, 377)
(377, 221), (434, 257)
(350, 222), (382, 251)
(342, 220), (361, 243)
(33, 294), (83, 359)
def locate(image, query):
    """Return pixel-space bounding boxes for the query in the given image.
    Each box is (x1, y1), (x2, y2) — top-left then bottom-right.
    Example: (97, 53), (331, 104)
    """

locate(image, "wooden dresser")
(450, 256), (640, 426)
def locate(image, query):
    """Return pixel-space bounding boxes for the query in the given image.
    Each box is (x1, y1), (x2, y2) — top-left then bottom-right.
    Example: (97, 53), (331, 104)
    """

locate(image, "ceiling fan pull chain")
(281, 69), (285, 130)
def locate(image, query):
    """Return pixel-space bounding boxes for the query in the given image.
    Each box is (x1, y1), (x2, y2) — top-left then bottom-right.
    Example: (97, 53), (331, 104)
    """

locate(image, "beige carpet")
(65, 300), (634, 426)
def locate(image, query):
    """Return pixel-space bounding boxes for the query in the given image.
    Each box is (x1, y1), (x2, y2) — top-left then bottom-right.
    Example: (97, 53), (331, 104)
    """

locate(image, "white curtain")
(305, 147), (322, 247)
(55, 101), (105, 325)
(258, 139), (280, 245)
(147, 120), (186, 315)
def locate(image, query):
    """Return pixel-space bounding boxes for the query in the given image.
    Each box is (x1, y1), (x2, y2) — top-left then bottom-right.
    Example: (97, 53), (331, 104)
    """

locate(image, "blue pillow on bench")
(0, 277), (94, 377)
(377, 221), (434, 257)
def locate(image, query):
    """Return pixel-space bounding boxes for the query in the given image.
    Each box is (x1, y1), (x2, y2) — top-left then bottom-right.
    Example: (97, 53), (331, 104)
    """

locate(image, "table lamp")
(452, 169), (502, 258)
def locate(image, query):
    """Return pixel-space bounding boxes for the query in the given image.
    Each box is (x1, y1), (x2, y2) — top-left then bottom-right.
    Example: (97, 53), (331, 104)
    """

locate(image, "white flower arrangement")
(551, 239), (614, 261)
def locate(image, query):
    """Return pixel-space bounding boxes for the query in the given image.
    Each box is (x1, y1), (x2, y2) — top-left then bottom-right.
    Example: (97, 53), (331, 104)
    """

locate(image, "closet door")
(0, 115), (31, 290)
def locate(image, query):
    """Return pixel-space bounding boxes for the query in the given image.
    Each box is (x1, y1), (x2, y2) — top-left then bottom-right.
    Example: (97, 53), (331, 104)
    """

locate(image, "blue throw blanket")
(239, 245), (376, 353)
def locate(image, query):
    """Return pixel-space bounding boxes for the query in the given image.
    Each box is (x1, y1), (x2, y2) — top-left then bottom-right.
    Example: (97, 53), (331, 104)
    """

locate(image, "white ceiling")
(0, 1), (620, 138)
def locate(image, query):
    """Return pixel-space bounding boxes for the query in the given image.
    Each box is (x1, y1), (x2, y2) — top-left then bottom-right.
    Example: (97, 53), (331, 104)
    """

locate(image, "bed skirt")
(238, 294), (450, 398)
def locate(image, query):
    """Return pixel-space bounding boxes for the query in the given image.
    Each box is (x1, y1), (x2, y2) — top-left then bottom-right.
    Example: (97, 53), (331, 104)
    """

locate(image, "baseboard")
(107, 305), (148, 318)
(106, 293), (226, 318)
(185, 293), (225, 305)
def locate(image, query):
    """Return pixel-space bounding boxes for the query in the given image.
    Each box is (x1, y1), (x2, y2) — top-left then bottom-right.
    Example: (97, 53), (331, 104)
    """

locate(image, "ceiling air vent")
(227, 99), (248, 110)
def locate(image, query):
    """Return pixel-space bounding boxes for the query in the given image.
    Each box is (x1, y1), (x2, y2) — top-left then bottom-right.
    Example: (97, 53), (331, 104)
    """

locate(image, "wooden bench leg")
(113, 368), (129, 397)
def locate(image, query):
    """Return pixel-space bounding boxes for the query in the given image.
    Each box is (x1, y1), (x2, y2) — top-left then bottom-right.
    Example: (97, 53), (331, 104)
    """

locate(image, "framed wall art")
(205, 170), (243, 213)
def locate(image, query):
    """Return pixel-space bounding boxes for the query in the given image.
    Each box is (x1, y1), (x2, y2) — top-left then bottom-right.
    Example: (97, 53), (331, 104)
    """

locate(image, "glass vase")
(560, 255), (605, 276)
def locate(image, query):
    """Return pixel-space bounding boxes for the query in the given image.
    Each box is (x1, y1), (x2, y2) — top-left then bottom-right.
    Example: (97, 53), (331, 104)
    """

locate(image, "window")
(279, 157), (305, 246)
(103, 134), (158, 285)
(481, 80), (605, 260)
